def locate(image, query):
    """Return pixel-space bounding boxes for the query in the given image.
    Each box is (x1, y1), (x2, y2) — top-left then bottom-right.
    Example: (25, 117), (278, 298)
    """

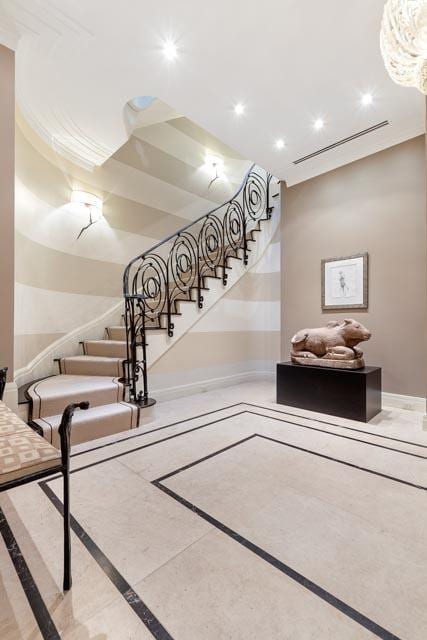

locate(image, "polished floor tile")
(162, 435), (426, 639)
(135, 529), (374, 640)
(0, 380), (426, 639)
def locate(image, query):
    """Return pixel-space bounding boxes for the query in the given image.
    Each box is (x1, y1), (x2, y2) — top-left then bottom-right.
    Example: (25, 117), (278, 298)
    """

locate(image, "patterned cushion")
(0, 401), (29, 436)
(0, 402), (60, 485)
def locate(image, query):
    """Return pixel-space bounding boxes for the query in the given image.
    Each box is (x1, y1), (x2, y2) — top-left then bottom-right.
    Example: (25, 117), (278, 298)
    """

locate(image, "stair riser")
(60, 359), (123, 377)
(84, 342), (127, 358)
(107, 327), (126, 341)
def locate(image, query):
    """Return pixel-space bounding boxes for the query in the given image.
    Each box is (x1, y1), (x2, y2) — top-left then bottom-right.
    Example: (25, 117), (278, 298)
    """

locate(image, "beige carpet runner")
(27, 326), (139, 447)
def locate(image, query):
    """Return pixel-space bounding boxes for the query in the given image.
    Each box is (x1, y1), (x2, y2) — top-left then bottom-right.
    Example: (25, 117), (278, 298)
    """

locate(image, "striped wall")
(14, 104), (250, 377)
(15, 102), (280, 391)
(149, 226), (281, 393)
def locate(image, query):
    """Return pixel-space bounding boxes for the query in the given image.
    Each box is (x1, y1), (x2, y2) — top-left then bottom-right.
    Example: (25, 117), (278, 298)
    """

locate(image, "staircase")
(25, 164), (277, 447)
(123, 164), (275, 405)
(27, 326), (139, 447)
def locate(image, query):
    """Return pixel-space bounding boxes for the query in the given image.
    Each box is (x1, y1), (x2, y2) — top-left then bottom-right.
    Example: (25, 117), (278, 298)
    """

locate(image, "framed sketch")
(321, 252), (368, 311)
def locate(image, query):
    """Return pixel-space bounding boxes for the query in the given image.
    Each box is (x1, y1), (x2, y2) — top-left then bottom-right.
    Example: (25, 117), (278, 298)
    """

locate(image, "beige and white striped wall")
(14, 106), (281, 388)
(149, 226), (281, 396)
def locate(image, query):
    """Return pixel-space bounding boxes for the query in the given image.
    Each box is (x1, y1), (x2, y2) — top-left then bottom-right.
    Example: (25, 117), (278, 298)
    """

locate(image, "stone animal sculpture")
(291, 319), (371, 369)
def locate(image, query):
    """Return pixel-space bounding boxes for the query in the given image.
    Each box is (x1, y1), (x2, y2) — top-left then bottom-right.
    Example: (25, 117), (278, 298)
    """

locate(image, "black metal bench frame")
(0, 367), (88, 591)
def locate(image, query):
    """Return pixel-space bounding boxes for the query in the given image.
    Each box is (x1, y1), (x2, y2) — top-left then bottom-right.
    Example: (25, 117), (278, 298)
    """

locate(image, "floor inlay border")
(153, 435), (402, 640)
(64, 408), (427, 484)
(70, 402), (427, 462)
(244, 403), (427, 449)
(39, 484), (174, 640)
(246, 410), (427, 459)
(70, 403), (244, 458)
(38, 408), (427, 639)
(3, 404), (425, 639)
(0, 506), (60, 640)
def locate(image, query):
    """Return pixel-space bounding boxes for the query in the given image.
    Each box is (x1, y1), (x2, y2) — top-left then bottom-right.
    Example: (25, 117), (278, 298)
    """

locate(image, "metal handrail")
(122, 163), (273, 405)
(123, 163), (256, 296)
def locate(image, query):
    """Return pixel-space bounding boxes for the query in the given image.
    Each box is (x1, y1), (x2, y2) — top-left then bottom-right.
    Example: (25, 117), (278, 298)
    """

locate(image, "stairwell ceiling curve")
(1, 0), (424, 184)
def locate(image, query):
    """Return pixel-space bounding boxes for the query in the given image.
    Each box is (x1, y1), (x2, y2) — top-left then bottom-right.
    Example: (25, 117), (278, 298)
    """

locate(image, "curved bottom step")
(28, 375), (124, 420)
(32, 401), (139, 448)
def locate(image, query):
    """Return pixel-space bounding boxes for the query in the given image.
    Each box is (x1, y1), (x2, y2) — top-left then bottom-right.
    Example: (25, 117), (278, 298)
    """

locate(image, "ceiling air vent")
(293, 120), (389, 165)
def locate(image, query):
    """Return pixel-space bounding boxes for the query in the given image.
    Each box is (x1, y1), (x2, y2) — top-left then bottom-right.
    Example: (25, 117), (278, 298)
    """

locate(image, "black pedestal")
(276, 361), (382, 422)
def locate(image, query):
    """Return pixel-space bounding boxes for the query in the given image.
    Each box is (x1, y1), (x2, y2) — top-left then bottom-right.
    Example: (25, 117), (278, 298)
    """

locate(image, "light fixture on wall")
(380, 0), (427, 94)
(205, 155), (225, 189)
(71, 190), (103, 239)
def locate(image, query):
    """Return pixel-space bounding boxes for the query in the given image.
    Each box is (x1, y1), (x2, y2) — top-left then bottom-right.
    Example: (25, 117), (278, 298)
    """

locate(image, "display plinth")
(276, 361), (381, 422)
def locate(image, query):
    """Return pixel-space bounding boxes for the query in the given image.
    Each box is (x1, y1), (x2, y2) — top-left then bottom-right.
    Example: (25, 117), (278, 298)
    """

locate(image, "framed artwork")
(321, 252), (368, 311)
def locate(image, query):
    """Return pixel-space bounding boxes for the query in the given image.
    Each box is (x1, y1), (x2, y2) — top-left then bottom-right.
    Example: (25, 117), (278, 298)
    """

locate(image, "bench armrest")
(58, 401), (90, 464)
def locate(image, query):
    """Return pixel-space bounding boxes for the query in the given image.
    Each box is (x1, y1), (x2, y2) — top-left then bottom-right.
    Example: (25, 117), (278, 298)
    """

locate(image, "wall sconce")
(71, 190), (103, 239)
(205, 155), (225, 189)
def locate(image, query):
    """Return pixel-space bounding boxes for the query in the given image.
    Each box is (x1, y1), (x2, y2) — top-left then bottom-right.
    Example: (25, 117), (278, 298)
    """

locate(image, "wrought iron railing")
(123, 164), (273, 405)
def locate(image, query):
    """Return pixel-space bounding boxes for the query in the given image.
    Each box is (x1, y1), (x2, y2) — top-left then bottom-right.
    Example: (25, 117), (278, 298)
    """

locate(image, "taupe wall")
(281, 136), (426, 398)
(0, 45), (15, 382)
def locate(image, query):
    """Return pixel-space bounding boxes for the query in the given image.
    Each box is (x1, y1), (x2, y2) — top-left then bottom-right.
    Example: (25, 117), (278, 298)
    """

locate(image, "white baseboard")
(152, 370), (275, 403)
(381, 391), (426, 413)
(152, 374), (426, 414)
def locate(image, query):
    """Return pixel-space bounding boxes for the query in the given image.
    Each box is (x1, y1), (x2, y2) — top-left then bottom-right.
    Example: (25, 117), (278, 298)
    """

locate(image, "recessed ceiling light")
(275, 139), (285, 150)
(361, 92), (373, 106)
(313, 118), (325, 131)
(234, 103), (245, 116)
(163, 38), (177, 61)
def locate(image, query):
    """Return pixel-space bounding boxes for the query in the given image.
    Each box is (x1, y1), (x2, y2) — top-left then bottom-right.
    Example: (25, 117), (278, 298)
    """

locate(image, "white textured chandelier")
(380, 0), (427, 94)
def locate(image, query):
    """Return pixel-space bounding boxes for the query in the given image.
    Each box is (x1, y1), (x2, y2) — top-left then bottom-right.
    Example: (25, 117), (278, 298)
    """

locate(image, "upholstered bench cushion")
(0, 401), (60, 485)
(0, 401), (29, 436)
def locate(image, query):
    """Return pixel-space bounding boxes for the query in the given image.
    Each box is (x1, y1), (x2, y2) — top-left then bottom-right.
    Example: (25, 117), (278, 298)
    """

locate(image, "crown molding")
(4, 0), (113, 168)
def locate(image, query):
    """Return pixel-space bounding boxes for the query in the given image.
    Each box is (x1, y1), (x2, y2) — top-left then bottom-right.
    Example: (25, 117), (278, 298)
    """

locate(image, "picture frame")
(321, 252), (368, 311)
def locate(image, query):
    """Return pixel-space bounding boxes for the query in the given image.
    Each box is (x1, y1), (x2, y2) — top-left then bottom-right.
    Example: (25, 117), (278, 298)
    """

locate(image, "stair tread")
(33, 401), (139, 447)
(28, 374), (125, 420)
(29, 374), (122, 394)
(34, 401), (136, 426)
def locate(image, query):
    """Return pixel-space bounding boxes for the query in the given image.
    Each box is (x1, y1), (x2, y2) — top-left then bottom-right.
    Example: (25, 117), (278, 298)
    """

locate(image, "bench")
(0, 367), (88, 590)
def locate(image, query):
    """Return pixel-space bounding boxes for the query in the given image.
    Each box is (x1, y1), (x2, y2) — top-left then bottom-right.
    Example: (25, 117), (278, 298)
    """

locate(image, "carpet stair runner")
(25, 189), (278, 448)
(27, 327), (139, 447)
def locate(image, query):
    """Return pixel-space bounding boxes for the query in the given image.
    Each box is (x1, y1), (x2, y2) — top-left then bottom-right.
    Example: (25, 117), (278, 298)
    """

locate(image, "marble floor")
(1, 380), (426, 640)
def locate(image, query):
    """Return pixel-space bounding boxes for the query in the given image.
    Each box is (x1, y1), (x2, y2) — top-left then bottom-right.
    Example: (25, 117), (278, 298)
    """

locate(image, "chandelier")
(380, 0), (427, 94)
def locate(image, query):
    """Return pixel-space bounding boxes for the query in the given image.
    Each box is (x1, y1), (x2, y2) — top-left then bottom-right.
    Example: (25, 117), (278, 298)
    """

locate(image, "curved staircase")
(24, 164), (278, 447)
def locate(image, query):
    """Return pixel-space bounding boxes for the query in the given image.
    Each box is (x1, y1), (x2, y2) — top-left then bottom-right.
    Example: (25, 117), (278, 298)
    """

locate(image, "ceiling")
(0, 0), (425, 185)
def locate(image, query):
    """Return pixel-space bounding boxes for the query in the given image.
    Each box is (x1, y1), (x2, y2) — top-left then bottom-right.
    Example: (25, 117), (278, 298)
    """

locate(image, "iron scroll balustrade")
(123, 164), (273, 405)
